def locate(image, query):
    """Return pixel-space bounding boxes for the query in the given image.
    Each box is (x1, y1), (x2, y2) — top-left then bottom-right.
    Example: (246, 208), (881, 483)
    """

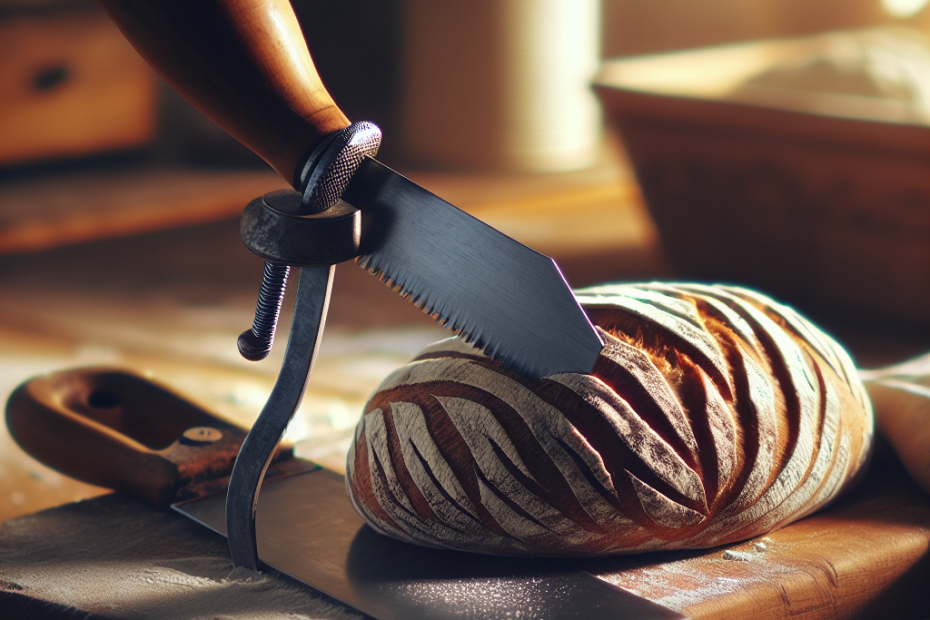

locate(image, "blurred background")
(0, 0), (928, 520)
(4, 0), (930, 169)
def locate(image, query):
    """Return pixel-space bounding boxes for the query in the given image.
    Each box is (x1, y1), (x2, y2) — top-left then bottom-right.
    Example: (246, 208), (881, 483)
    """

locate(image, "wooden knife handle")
(97, 0), (350, 185)
(5, 368), (250, 507)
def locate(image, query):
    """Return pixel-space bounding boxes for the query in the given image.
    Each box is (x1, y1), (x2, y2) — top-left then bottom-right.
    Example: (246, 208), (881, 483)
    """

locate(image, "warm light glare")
(881, 0), (930, 18)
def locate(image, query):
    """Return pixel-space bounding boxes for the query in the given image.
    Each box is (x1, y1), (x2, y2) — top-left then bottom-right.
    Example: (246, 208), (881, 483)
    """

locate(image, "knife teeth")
(349, 155), (603, 379)
(357, 254), (486, 352)
(369, 259), (597, 377)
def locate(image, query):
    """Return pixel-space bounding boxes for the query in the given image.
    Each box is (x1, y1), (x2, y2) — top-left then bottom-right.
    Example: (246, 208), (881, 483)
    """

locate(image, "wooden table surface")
(1, 144), (928, 619)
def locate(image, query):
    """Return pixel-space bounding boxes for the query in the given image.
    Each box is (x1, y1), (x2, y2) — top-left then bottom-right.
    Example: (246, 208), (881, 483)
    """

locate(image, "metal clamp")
(225, 264), (333, 570)
(226, 122), (381, 570)
(238, 121), (381, 361)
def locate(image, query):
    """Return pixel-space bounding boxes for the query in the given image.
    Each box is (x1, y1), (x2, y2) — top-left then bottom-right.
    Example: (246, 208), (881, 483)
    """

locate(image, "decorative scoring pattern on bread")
(346, 283), (873, 556)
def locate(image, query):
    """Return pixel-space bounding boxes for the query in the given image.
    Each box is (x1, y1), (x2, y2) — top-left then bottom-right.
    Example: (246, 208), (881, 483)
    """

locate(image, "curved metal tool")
(227, 122), (380, 570)
(226, 264), (334, 570)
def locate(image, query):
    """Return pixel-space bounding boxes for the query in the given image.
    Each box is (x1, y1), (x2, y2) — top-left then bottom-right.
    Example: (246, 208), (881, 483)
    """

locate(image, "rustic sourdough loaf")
(347, 283), (873, 556)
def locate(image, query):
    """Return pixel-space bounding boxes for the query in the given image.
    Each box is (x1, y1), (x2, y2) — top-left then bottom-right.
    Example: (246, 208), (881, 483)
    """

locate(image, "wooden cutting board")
(1, 445), (927, 620)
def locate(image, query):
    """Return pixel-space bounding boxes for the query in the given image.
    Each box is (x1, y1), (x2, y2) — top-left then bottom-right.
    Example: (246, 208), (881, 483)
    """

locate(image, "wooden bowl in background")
(595, 29), (930, 324)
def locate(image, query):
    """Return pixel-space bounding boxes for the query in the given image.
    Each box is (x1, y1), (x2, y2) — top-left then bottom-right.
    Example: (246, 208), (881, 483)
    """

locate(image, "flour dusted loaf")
(347, 283), (873, 556)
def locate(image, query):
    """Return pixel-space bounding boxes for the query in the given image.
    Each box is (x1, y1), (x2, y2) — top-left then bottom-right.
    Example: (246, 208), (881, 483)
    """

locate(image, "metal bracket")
(226, 121), (381, 570)
(226, 264), (334, 570)
(237, 122), (381, 361)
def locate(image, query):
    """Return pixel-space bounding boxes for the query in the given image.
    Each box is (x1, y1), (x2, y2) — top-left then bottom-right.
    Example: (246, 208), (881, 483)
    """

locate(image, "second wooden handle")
(5, 368), (249, 507)
(98, 0), (350, 184)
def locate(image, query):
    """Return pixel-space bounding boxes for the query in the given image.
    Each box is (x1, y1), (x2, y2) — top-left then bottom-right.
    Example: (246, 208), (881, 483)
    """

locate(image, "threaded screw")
(237, 262), (290, 361)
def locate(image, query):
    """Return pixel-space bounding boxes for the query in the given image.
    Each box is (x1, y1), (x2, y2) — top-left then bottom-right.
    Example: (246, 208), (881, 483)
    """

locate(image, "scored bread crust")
(346, 283), (873, 556)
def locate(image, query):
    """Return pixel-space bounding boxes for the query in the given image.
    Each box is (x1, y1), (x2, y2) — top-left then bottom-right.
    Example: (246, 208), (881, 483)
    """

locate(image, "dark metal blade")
(344, 158), (603, 380)
(175, 467), (683, 620)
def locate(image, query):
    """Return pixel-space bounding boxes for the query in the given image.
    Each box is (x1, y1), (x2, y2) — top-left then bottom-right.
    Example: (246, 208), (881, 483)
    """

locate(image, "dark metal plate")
(176, 468), (683, 620)
(347, 158), (603, 380)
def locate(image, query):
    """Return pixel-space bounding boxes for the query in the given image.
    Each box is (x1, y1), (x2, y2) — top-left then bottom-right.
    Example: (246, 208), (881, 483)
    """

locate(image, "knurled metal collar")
(296, 121), (382, 213)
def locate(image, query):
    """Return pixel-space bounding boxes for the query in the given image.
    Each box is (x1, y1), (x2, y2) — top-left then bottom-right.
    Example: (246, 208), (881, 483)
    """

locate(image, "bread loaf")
(346, 283), (873, 556)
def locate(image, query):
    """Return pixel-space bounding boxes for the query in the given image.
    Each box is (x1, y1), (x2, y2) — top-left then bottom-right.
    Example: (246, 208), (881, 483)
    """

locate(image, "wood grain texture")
(0, 493), (362, 620)
(346, 283), (874, 556)
(1, 453), (928, 620)
(0, 168), (283, 254)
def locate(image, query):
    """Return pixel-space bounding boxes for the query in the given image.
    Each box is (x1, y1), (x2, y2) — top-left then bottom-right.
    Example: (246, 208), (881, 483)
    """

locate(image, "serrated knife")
(5, 368), (683, 620)
(96, 0), (603, 381)
(90, 0), (607, 597)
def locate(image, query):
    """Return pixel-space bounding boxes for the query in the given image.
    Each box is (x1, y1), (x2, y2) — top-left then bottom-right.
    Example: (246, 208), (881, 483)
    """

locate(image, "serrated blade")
(343, 158), (603, 379)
